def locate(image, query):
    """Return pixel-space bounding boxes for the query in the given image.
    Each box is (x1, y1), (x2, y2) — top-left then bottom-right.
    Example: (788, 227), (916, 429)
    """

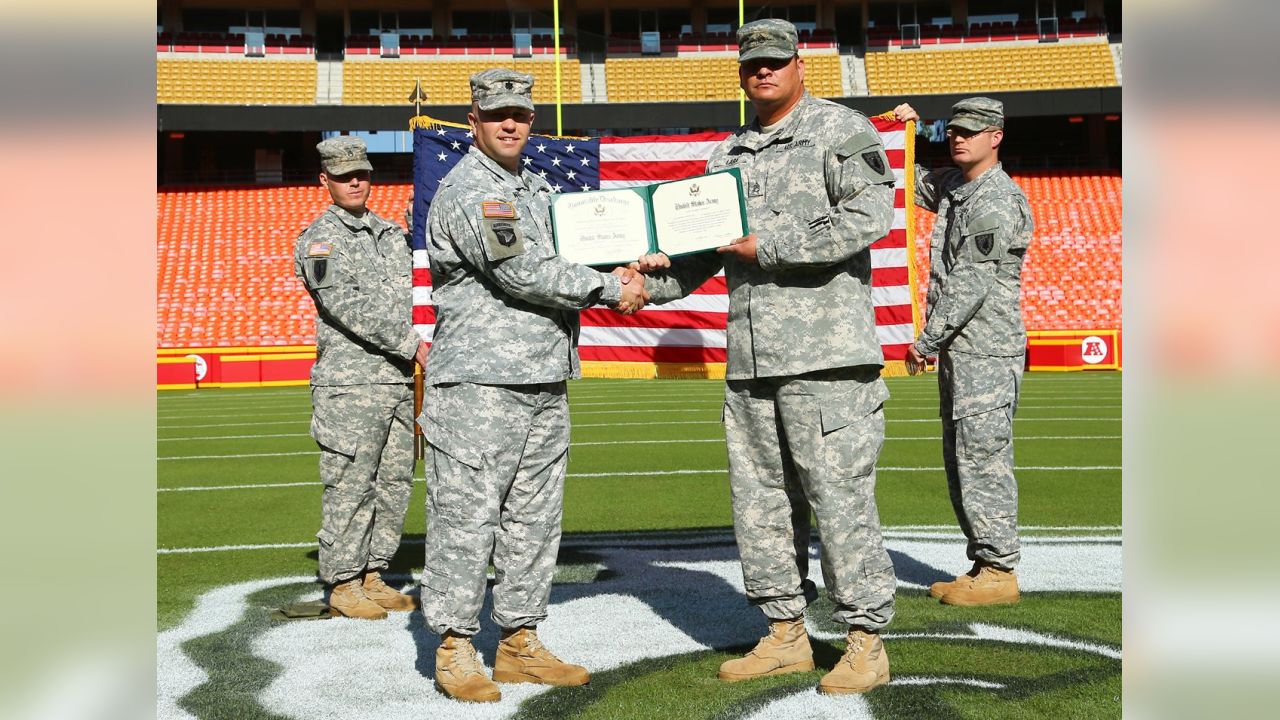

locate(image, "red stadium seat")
(914, 171), (1121, 331)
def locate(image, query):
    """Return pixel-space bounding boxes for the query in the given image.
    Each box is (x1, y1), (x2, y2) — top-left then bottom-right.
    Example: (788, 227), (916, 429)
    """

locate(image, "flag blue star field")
(410, 118), (917, 365)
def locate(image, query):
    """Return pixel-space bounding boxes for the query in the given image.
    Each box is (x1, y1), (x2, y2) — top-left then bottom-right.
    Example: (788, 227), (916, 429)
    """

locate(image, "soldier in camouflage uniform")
(421, 69), (648, 703)
(293, 137), (429, 620)
(895, 98), (1034, 606)
(635, 20), (897, 694)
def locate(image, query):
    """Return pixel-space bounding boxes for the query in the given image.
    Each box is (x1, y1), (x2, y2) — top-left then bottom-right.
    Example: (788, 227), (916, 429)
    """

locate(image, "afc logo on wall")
(1080, 336), (1109, 365)
(185, 354), (209, 381)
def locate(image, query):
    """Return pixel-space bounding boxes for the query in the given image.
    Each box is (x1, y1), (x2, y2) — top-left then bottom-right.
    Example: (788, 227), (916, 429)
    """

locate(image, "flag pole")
(738, 0), (745, 126)
(408, 81), (426, 461)
(414, 364), (425, 460)
(554, 0), (563, 135)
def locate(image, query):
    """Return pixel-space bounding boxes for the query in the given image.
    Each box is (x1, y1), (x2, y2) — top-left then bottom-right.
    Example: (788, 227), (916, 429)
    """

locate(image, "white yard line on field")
(157, 528), (1121, 555)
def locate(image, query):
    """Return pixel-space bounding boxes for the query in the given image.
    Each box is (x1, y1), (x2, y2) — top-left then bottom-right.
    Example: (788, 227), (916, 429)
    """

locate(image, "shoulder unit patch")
(861, 151), (886, 176)
(975, 232), (995, 256)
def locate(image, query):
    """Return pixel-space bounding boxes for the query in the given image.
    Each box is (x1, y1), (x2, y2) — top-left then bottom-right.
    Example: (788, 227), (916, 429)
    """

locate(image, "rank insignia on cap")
(308, 241), (332, 257)
(482, 201), (516, 219)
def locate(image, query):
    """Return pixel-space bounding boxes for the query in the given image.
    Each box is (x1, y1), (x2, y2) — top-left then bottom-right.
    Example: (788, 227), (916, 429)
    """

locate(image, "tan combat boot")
(929, 562), (982, 599)
(940, 566), (1020, 606)
(327, 578), (387, 620)
(817, 629), (890, 695)
(362, 570), (417, 611)
(718, 618), (815, 681)
(493, 627), (590, 686)
(435, 634), (501, 702)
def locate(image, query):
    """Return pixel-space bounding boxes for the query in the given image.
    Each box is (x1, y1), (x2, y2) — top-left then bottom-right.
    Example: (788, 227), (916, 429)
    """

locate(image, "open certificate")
(550, 169), (749, 267)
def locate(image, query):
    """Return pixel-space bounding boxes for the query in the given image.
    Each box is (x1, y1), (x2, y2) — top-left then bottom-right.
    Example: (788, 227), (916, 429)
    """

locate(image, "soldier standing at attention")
(294, 137), (429, 620)
(420, 69), (648, 703)
(633, 19), (898, 694)
(894, 99), (1034, 606)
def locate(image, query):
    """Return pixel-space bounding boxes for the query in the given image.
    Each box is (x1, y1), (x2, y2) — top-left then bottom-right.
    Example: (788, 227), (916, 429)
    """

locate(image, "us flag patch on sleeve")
(481, 201), (516, 219)
(308, 241), (332, 257)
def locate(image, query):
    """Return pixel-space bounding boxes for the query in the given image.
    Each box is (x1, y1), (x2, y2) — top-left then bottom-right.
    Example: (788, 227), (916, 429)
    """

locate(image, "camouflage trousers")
(724, 366), (896, 632)
(310, 382), (415, 585)
(419, 381), (569, 636)
(938, 349), (1024, 570)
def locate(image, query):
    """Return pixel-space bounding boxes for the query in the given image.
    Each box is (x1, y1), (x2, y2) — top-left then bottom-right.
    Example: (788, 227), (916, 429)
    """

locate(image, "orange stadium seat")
(158, 172), (1120, 348)
(913, 171), (1121, 331)
(865, 41), (1118, 95)
(156, 184), (414, 348)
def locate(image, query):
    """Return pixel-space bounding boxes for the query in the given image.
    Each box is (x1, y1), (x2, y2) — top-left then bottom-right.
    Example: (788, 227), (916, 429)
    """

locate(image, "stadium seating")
(913, 171), (1121, 331)
(343, 59), (582, 105)
(604, 54), (842, 102)
(865, 42), (1117, 94)
(157, 58), (317, 104)
(156, 185), (414, 348)
(157, 171), (1119, 348)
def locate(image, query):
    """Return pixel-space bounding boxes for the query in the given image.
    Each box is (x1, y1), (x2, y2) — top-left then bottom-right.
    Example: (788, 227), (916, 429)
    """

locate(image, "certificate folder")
(550, 168), (750, 267)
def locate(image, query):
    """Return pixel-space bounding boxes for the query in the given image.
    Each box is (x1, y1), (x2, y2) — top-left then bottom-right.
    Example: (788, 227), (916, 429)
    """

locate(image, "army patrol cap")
(737, 19), (799, 63)
(470, 69), (535, 112)
(948, 97), (1005, 132)
(316, 136), (373, 174)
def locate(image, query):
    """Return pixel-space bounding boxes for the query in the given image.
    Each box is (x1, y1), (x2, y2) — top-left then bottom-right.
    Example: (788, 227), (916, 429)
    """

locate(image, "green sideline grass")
(158, 372), (1121, 718)
(159, 372), (1120, 628)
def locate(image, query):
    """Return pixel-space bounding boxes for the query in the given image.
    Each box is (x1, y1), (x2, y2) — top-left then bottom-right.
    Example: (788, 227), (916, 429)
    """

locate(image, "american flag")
(410, 115), (916, 367)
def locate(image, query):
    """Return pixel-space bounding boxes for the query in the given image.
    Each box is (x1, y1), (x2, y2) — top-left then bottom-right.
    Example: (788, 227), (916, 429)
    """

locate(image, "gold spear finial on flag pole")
(409, 78), (426, 116)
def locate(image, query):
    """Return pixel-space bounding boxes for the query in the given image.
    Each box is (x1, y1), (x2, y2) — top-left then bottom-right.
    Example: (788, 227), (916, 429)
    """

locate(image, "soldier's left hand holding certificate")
(550, 169), (750, 267)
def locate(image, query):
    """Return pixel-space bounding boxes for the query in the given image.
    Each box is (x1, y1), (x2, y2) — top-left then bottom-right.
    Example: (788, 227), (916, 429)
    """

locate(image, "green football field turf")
(158, 371), (1120, 718)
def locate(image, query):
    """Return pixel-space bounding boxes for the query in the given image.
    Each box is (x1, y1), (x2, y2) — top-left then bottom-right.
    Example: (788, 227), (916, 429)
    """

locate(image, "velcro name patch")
(481, 201), (516, 219)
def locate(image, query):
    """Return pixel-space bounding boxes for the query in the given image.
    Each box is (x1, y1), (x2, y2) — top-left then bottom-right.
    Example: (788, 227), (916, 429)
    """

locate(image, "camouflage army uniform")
(421, 143), (625, 636)
(915, 148), (1034, 571)
(645, 92), (899, 631)
(294, 203), (419, 586)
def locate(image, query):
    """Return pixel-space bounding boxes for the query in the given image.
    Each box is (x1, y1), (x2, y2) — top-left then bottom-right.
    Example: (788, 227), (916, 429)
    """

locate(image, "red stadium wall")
(156, 330), (1122, 389)
(156, 346), (315, 389)
(1026, 329), (1122, 371)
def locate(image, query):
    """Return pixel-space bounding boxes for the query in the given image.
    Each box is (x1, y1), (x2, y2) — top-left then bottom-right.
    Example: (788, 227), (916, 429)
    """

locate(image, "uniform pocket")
(421, 416), (483, 470)
(951, 378), (1017, 420)
(956, 406), (1013, 462)
(850, 554), (896, 606)
(421, 564), (450, 597)
(310, 389), (358, 458)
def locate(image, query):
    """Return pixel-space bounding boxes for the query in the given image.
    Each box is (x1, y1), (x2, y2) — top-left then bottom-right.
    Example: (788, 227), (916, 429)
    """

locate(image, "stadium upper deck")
(156, 0), (1121, 106)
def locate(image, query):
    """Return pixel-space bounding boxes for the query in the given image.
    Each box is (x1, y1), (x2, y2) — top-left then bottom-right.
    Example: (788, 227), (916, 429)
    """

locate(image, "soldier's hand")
(414, 341), (430, 368)
(614, 271), (649, 315)
(629, 252), (671, 274)
(893, 104), (920, 123)
(905, 345), (927, 375)
(716, 234), (758, 264)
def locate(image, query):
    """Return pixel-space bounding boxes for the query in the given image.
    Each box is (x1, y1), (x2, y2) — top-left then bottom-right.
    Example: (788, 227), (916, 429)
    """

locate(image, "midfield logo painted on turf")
(158, 531), (1121, 719)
